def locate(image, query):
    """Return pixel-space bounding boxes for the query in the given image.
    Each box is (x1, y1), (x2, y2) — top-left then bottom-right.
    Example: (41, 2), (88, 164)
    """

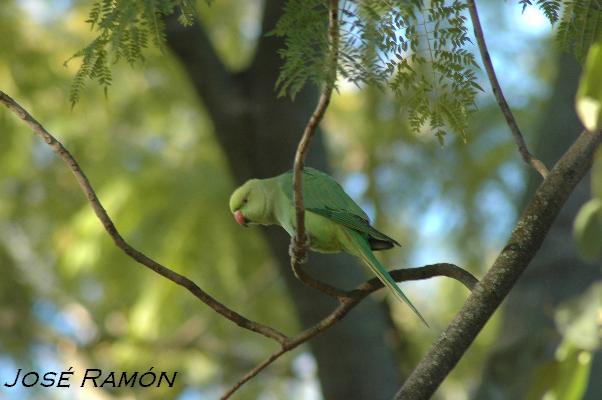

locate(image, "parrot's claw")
(289, 235), (309, 265)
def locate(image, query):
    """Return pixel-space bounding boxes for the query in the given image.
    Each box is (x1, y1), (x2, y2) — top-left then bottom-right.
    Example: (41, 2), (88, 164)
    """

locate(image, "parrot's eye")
(243, 197), (248, 204)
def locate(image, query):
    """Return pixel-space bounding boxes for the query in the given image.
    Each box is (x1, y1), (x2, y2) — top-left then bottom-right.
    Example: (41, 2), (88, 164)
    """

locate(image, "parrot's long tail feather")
(348, 230), (429, 327)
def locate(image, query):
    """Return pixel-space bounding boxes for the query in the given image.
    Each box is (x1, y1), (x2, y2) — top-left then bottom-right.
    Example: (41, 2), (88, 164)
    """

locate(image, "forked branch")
(222, 263), (478, 399)
(395, 129), (601, 400)
(468, 0), (550, 179)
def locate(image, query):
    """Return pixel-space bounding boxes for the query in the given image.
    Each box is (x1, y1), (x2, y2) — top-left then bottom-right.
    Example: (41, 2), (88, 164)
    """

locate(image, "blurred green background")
(0, 1), (600, 399)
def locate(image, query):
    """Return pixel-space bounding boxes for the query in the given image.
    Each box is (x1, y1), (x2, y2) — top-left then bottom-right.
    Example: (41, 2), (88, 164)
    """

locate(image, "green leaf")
(273, 0), (479, 139)
(555, 282), (602, 351)
(576, 41), (602, 132)
(528, 282), (602, 400)
(527, 341), (593, 400)
(573, 198), (602, 260)
(68, 0), (198, 106)
(557, 1), (602, 62)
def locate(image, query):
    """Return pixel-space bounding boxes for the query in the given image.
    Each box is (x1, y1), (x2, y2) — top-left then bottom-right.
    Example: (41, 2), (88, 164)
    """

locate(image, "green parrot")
(229, 167), (427, 325)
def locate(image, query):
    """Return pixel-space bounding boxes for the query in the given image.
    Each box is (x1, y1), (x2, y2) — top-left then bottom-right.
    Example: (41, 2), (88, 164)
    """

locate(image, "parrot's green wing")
(281, 168), (426, 325)
(281, 168), (400, 248)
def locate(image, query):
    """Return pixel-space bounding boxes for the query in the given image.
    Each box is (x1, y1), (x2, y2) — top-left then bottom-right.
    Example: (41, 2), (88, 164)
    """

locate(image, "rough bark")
(164, 1), (400, 398)
(474, 55), (602, 399)
(395, 121), (601, 399)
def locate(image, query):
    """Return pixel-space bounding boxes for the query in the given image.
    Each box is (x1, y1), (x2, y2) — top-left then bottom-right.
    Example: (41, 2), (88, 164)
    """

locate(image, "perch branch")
(1, 90), (482, 399)
(222, 263), (478, 399)
(468, 0), (549, 179)
(0, 90), (288, 344)
(395, 128), (602, 400)
(291, 0), (339, 285)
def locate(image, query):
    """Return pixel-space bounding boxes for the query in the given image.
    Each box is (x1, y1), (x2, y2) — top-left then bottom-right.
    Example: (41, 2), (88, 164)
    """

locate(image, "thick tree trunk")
(475, 54), (602, 399)
(164, 2), (400, 399)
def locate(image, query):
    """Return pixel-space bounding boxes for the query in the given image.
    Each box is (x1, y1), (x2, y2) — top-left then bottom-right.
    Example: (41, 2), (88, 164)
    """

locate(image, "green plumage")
(280, 168), (401, 249)
(229, 167), (427, 325)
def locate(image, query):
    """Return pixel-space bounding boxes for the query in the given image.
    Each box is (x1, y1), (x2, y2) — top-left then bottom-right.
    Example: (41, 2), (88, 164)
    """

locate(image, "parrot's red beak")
(234, 210), (248, 227)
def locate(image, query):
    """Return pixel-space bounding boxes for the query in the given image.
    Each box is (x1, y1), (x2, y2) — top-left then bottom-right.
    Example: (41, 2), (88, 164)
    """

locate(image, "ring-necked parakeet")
(229, 167), (426, 325)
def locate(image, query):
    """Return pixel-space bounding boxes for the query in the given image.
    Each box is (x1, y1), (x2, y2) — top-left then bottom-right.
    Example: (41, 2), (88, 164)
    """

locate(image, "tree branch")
(2, 89), (482, 399)
(220, 348), (288, 400)
(223, 263), (478, 399)
(363, 263), (478, 293)
(467, 0), (550, 179)
(291, 0), (340, 286)
(395, 129), (602, 400)
(0, 90), (287, 345)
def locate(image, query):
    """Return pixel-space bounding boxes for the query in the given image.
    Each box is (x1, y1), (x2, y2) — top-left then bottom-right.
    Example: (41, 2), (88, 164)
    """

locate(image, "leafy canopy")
(70, 0), (602, 139)
(66, 0), (196, 106)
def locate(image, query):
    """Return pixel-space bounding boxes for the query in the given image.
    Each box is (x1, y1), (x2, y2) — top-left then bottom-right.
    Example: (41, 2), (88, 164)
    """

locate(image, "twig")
(222, 263), (478, 399)
(290, 263), (349, 298)
(291, 0), (339, 282)
(362, 263), (478, 292)
(220, 349), (287, 400)
(0, 90), (288, 345)
(467, 0), (550, 179)
(395, 129), (602, 400)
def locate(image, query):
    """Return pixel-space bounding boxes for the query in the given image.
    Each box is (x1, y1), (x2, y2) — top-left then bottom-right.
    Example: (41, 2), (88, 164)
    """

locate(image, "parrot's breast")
(305, 211), (346, 253)
(272, 189), (347, 253)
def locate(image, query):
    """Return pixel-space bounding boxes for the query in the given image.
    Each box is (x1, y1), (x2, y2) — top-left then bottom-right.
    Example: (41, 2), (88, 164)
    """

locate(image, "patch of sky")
(289, 352), (322, 400)
(33, 300), (69, 337)
(419, 200), (464, 238)
(498, 161), (527, 198)
(178, 386), (224, 400)
(32, 140), (55, 168)
(474, 3), (553, 108)
(31, 343), (64, 375)
(0, 356), (26, 400)
(511, 3), (554, 36)
(343, 163), (462, 271)
(239, 1), (262, 41)
(32, 299), (96, 346)
(477, 182), (518, 244)
(0, 359), (28, 399)
(343, 172), (381, 222)
(19, 0), (72, 24)
(406, 202), (465, 302)
(0, 344), (71, 399)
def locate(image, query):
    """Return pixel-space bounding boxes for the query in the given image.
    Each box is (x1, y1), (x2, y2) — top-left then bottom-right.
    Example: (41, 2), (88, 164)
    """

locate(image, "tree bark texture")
(475, 54), (602, 400)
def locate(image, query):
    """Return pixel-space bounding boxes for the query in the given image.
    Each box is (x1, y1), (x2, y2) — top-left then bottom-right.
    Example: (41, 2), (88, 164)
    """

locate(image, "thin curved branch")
(289, 264), (478, 347)
(291, 0), (340, 281)
(358, 263), (478, 293)
(220, 348), (287, 400)
(0, 90), (288, 345)
(290, 264), (350, 298)
(467, 0), (550, 179)
(222, 263), (478, 399)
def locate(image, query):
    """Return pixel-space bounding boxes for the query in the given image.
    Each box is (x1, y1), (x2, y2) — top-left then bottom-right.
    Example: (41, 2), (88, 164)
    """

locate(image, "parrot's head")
(229, 179), (271, 227)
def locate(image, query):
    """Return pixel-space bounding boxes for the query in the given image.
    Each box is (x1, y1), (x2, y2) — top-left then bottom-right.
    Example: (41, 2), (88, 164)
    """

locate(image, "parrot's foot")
(289, 235), (309, 265)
